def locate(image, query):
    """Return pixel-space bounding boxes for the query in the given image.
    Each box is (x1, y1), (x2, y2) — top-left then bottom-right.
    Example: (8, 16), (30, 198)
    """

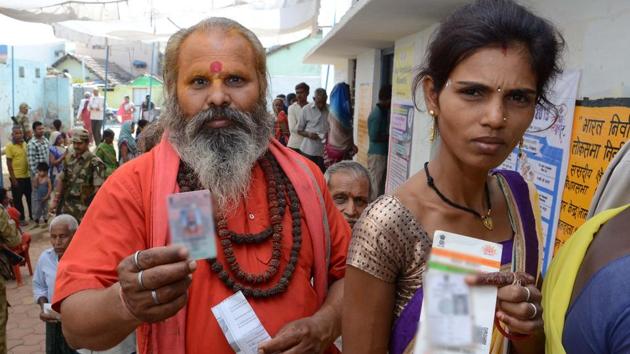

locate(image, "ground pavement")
(6, 222), (49, 353)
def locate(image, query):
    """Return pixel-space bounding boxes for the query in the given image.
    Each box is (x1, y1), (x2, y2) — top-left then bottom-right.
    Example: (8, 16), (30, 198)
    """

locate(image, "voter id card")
(167, 190), (217, 260)
(414, 230), (503, 354)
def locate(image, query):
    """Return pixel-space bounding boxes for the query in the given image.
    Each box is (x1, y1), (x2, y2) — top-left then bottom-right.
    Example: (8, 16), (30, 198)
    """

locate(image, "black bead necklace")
(424, 161), (494, 230)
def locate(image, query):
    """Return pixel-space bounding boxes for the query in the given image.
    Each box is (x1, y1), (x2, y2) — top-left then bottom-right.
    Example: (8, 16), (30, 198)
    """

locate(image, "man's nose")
(345, 199), (358, 217)
(206, 80), (231, 108)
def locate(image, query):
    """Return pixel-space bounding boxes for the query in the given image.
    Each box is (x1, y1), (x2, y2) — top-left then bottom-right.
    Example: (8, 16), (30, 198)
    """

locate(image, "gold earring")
(518, 139), (524, 157)
(430, 114), (438, 142)
(429, 110), (436, 117)
(503, 116), (508, 122)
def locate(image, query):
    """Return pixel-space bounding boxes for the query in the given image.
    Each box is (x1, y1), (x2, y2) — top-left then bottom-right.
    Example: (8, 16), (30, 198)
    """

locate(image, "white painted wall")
(390, 29), (438, 180)
(524, 0), (630, 98)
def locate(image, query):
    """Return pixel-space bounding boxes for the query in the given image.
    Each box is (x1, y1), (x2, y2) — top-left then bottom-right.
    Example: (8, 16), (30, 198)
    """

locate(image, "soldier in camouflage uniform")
(0, 188), (22, 354)
(51, 129), (105, 223)
(15, 103), (32, 141)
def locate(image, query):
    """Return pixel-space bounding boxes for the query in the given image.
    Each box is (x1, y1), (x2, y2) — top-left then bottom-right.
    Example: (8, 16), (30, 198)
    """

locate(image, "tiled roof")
(52, 53), (133, 85)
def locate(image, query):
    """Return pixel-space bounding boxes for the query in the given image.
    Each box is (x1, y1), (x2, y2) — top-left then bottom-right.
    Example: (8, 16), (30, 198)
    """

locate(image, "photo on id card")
(167, 190), (217, 260)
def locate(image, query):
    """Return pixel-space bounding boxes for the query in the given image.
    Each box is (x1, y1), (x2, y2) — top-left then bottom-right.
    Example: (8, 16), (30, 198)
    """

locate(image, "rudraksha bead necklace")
(200, 152), (302, 298)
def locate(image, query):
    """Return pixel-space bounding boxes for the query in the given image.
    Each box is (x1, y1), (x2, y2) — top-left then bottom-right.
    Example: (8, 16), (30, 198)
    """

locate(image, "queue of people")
(0, 1), (626, 354)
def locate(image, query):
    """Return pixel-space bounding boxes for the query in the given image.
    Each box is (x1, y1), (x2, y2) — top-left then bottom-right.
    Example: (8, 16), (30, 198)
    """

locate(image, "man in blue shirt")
(33, 214), (78, 354)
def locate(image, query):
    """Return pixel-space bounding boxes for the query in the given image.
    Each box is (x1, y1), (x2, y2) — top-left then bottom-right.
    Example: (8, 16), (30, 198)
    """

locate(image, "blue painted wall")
(0, 55), (46, 141)
(44, 76), (73, 130)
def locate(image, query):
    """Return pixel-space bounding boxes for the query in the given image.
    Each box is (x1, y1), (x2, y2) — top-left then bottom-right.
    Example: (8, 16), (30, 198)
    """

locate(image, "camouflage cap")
(19, 102), (30, 110)
(72, 128), (90, 143)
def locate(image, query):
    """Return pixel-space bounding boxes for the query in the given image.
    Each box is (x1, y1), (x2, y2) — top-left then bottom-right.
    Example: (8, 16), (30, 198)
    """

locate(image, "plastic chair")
(6, 206), (33, 286)
(11, 233), (32, 287)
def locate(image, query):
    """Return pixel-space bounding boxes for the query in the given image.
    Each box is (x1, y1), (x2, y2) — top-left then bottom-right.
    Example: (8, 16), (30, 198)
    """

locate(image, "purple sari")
(389, 170), (541, 354)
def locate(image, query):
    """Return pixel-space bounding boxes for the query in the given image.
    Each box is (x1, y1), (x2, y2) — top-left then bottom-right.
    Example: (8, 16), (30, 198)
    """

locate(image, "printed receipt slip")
(167, 189), (217, 260)
(414, 230), (503, 354)
(211, 291), (271, 354)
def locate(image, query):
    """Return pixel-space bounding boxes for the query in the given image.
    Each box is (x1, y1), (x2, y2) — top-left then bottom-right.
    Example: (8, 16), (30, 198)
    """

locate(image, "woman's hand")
(466, 272), (543, 336)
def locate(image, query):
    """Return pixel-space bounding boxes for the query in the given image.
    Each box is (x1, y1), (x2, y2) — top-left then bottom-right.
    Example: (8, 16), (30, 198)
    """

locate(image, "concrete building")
(305, 0), (630, 191)
(267, 35), (324, 101)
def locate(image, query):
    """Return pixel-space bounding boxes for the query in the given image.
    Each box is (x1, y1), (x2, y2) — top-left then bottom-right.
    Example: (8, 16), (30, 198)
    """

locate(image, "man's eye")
(333, 195), (347, 204)
(226, 76), (245, 86)
(191, 78), (207, 88)
(355, 199), (368, 208)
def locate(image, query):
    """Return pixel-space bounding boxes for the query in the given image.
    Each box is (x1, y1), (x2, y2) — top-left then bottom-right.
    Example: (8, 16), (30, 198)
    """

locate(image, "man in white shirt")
(286, 82), (310, 153)
(297, 88), (329, 172)
(89, 89), (105, 145)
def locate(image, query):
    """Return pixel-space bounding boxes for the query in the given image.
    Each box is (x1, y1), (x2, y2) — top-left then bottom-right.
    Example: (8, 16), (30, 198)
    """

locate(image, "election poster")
(556, 99), (630, 251)
(500, 70), (580, 273)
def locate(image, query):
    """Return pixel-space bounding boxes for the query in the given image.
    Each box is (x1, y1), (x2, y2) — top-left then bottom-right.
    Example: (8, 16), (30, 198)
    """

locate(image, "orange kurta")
(53, 144), (350, 353)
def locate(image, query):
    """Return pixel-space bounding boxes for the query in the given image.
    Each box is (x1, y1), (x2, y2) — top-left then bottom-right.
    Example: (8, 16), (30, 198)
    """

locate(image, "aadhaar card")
(414, 230), (503, 354)
(167, 190), (217, 260)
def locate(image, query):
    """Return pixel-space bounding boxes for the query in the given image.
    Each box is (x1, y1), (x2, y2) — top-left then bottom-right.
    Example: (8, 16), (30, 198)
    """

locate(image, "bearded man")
(52, 18), (350, 354)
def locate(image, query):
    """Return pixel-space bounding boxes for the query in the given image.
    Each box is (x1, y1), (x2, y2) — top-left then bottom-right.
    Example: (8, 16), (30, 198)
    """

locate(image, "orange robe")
(53, 139), (350, 354)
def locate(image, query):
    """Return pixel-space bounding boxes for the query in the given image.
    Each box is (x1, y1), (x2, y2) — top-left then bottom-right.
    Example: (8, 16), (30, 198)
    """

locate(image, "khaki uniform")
(0, 205), (22, 354)
(15, 112), (30, 135)
(60, 151), (105, 222)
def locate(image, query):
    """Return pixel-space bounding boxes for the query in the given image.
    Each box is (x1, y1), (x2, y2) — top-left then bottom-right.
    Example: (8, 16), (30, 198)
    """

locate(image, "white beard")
(162, 96), (273, 212)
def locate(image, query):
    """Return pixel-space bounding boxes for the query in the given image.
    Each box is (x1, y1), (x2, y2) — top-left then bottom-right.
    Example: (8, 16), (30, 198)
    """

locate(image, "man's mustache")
(186, 106), (256, 135)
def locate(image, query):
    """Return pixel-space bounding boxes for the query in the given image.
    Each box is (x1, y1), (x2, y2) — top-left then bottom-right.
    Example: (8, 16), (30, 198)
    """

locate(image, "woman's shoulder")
(349, 194), (431, 282)
(354, 194), (429, 246)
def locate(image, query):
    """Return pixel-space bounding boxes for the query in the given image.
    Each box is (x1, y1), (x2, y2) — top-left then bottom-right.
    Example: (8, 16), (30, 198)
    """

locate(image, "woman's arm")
(120, 143), (129, 163)
(343, 266), (396, 354)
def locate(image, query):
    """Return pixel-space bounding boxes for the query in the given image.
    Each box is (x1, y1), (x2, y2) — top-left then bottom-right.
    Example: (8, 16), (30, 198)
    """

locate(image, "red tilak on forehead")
(210, 61), (223, 73)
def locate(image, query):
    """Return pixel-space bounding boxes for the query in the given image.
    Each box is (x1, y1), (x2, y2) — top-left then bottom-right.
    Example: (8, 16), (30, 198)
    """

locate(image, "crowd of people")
(1, 98), (151, 352)
(0, 1), (627, 354)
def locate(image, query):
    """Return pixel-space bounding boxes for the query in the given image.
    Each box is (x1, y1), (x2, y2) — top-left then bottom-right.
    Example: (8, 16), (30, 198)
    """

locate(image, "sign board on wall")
(500, 71), (580, 273)
(387, 104), (415, 191)
(385, 41), (417, 193)
(556, 99), (629, 251)
(355, 83), (373, 165)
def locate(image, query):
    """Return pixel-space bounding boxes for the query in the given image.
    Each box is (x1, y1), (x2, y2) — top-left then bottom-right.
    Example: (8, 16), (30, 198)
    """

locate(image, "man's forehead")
(179, 29), (256, 64)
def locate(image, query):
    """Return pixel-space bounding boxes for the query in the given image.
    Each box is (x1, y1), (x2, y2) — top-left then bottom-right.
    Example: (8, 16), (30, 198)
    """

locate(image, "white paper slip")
(43, 303), (61, 319)
(211, 291), (271, 354)
(167, 190), (217, 260)
(414, 230), (503, 354)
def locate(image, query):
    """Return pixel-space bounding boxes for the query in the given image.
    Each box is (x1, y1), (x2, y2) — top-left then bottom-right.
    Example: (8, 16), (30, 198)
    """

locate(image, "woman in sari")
(118, 120), (138, 164)
(543, 144), (630, 354)
(343, 1), (564, 353)
(48, 131), (66, 188)
(272, 98), (290, 145)
(95, 129), (118, 178)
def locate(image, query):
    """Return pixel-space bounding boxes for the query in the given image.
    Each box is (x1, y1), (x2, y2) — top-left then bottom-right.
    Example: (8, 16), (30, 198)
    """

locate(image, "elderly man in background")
(53, 17), (349, 354)
(33, 215), (79, 354)
(325, 161), (372, 228)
